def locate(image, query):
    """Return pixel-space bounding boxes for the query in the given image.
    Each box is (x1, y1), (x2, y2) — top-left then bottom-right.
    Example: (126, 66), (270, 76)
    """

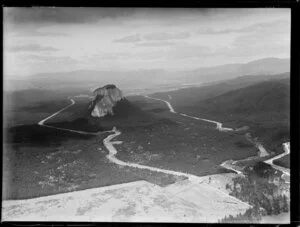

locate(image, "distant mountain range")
(197, 78), (290, 115)
(5, 57), (290, 93)
(152, 72), (289, 107)
(173, 57), (289, 84)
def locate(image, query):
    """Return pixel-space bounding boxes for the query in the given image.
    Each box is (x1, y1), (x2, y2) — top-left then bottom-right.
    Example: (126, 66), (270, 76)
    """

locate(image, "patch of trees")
(222, 161), (289, 223)
(234, 140), (253, 148)
(273, 155), (290, 169)
(219, 205), (264, 223)
(270, 128), (290, 142)
(247, 161), (275, 179)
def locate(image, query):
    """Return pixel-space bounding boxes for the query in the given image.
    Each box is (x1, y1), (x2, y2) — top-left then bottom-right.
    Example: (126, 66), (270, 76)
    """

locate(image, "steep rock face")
(90, 84), (124, 118)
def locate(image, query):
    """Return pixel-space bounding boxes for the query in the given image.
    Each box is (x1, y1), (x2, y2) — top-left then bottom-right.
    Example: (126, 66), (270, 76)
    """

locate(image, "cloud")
(92, 43), (210, 62)
(135, 41), (176, 47)
(4, 18), (70, 37)
(113, 34), (141, 43)
(4, 7), (136, 25)
(133, 44), (213, 61)
(239, 20), (290, 34)
(129, 8), (268, 27)
(93, 52), (133, 60)
(143, 32), (190, 41)
(13, 29), (69, 37)
(210, 20), (290, 58)
(114, 32), (190, 44)
(232, 20), (290, 48)
(197, 27), (238, 35)
(8, 44), (58, 52)
(197, 20), (290, 35)
(169, 44), (213, 59)
(21, 54), (78, 63)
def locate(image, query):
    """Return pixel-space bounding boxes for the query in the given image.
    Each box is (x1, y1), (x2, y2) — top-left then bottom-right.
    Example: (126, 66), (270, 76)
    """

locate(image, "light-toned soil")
(2, 177), (250, 222)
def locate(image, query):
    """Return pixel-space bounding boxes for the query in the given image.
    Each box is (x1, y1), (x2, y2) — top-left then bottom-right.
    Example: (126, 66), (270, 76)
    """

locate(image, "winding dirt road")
(144, 95), (176, 113)
(38, 98), (108, 136)
(5, 92), (291, 221)
(38, 94), (289, 178)
(36, 95), (251, 206)
(264, 142), (290, 176)
(144, 95), (233, 132)
(144, 94), (290, 176)
(103, 127), (250, 206)
(38, 98), (75, 126)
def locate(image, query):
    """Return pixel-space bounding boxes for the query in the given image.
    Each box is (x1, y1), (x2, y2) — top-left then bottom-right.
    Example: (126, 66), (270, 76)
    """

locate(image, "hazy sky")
(4, 8), (290, 78)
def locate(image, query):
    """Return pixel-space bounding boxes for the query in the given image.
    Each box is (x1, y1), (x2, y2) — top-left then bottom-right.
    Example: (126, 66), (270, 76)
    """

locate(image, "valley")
(3, 93), (254, 222)
(2, 73), (290, 223)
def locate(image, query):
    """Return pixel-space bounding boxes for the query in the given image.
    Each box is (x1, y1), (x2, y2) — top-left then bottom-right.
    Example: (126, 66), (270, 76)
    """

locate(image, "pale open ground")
(2, 174), (250, 222)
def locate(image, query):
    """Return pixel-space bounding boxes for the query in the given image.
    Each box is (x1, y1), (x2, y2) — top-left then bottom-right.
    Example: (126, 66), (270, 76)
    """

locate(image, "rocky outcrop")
(90, 84), (124, 118)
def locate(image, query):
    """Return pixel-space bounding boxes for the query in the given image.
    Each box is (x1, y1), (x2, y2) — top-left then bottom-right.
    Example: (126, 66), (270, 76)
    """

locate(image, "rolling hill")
(152, 72), (289, 108)
(196, 78), (289, 115)
(172, 78), (290, 153)
(170, 57), (289, 84)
